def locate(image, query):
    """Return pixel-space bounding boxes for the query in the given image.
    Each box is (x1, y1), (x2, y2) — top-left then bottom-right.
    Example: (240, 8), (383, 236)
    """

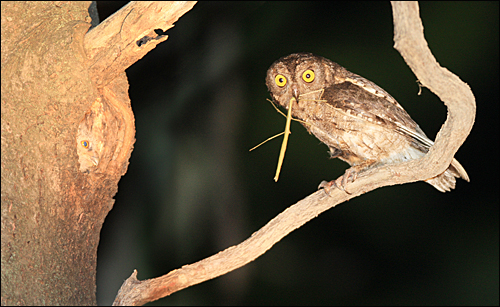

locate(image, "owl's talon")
(318, 180), (334, 195)
(341, 168), (357, 189)
(318, 177), (352, 195)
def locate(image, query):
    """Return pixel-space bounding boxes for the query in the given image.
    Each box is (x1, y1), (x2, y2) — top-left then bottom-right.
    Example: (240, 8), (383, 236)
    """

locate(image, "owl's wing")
(323, 76), (434, 152)
(344, 74), (401, 109)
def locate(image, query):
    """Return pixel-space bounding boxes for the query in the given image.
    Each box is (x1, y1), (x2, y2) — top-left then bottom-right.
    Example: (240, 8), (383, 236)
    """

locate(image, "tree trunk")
(1, 2), (134, 305)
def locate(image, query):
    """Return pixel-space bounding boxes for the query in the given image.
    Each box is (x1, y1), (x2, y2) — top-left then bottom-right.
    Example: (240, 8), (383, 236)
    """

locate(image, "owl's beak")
(90, 155), (99, 166)
(292, 85), (299, 100)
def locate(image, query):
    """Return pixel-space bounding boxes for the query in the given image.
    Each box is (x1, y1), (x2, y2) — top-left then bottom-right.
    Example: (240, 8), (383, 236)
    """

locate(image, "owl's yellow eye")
(275, 74), (287, 87)
(81, 140), (90, 149)
(302, 70), (315, 83)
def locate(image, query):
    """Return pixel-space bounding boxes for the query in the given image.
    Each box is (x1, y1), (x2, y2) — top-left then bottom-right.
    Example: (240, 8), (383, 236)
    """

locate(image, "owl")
(76, 119), (100, 173)
(76, 98), (105, 173)
(266, 53), (469, 192)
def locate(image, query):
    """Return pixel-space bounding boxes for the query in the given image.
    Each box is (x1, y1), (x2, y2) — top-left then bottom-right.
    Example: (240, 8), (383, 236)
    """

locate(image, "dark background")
(95, 2), (498, 305)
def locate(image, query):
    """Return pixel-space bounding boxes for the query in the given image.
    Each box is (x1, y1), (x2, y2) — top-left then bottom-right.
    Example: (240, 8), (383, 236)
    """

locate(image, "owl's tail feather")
(425, 158), (469, 192)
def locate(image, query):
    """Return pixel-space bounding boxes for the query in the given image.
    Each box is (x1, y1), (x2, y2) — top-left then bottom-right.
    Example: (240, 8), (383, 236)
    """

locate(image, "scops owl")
(266, 53), (469, 192)
(76, 98), (105, 174)
(76, 118), (100, 173)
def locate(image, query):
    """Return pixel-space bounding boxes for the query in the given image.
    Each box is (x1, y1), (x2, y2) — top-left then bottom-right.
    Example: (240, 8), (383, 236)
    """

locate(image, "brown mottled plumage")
(266, 53), (469, 192)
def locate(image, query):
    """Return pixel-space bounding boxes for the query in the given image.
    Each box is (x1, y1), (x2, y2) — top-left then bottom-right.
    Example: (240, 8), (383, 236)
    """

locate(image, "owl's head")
(76, 119), (100, 173)
(266, 53), (341, 109)
(77, 138), (99, 173)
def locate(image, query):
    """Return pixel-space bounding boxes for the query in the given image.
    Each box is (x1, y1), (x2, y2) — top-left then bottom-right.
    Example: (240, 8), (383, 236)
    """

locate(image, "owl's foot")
(318, 180), (339, 195)
(318, 168), (358, 195)
(318, 160), (378, 195)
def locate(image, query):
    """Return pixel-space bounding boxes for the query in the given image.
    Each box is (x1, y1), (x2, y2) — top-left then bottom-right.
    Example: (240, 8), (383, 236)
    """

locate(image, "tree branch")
(391, 1), (475, 178)
(84, 1), (197, 87)
(112, 2), (475, 305)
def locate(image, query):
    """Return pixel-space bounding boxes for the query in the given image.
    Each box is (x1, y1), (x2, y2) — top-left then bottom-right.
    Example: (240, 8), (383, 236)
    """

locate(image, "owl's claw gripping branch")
(319, 180), (341, 195)
(318, 167), (358, 195)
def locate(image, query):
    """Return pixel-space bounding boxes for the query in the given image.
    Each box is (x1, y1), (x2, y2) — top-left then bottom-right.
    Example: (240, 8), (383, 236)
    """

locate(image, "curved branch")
(113, 2), (475, 305)
(113, 188), (348, 306)
(391, 1), (475, 178)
